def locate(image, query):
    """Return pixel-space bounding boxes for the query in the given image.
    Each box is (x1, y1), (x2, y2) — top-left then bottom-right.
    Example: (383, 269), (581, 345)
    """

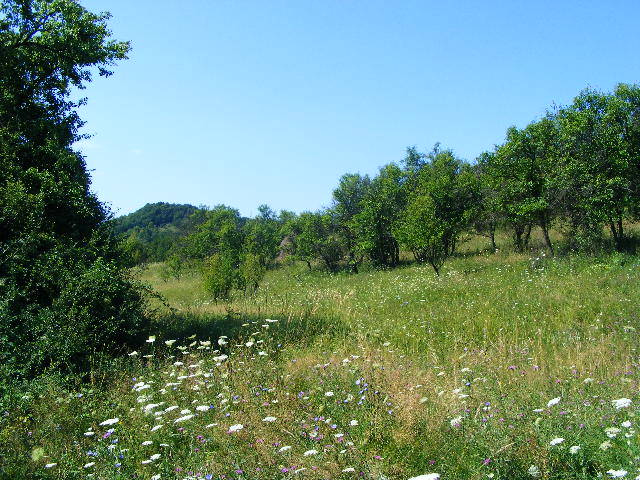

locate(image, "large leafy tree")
(395, 148), (477, 273)
(352, 164), (405, 267)
(489, 116), (560, 253)
(557, 87), (637, 251)
(0, 0), (146, 379)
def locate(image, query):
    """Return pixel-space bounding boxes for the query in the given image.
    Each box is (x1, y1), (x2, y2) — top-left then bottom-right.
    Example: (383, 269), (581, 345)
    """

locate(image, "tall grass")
(1, 250), (638, 479)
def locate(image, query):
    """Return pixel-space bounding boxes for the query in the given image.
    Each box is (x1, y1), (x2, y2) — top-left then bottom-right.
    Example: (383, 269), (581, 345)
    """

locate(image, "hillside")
(114, 202), (203, 235)
(3, 251), (638, 479)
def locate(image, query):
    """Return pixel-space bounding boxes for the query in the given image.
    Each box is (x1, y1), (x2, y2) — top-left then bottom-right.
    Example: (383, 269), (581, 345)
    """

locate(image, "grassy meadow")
(1, 238), (639, 479)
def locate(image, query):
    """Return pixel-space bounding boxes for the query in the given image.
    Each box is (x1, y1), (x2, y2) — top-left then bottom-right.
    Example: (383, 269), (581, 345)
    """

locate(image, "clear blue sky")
(78, 0), (640, 217)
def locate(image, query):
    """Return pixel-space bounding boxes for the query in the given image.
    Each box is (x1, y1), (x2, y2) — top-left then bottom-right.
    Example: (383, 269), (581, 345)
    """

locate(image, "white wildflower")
(228, 424), (243, 433)
(174, 415), (194, 423)
(612, 398), (632, 409)
(303, 449), (318, 456)
(569, 445), (581, 454)
(549, 437), (564, 446)
(263, 416), (277, 422)
(99, 418), (119, 426)
(146, 336), (156, 343)
(547, 397), (561, 407)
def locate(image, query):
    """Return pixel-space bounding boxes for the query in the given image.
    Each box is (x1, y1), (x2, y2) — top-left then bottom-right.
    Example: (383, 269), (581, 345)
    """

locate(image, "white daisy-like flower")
(612, 398), (632, 409)
(174, 415), (194, 423)
(99, 418), (119, 426)
(606, 470), (627, 478)
(547, 397), (561, 407)
(549, 437), (564, 446)
(228, 424), (243, 433)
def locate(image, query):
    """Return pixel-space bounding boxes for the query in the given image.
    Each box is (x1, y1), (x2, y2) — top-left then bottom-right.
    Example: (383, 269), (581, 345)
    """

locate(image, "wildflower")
(450, 416), (463, 428)
(612, 398), (632, 409)
(141, 459), (152, 464)
(218, 338), (228, 346)
(342, 467), (355, 472)
(349, 420), (358, 426)
(151, 425), (163, 432)
(228, 424), (243, 433)
(263, 416), (277, 422)
(325, 391), (334, 397)
(569, 445), (580, 454)
(99, 418), (119, 426)
(605, 427), (621, 438)
(621, 420), (632, 428)
(142, 440), (153, 446)
(303, 449), (318, 456)
(547, 397), (561, 407)
(606, 470), (627, 478)
(151, 475), (161, 480)
(527, 465), (541, 478)
(549, 437), (564, 446)
(84, 431), (94, 436)
(165, 339), (176, 346)
(150, 454), (161, 461)
(146, 336), (156, 343)
(44, 463), (57, 468)
(83, 462), (95, 468)
(196, 405), (210, 412)
(278, 446), (291, 452)
(174, 415), (194, 423)
(408, 474), (440, 480)
(245, 341), (254, 347)
(128, 351), (138, 356)
(600, 440), (612, 450)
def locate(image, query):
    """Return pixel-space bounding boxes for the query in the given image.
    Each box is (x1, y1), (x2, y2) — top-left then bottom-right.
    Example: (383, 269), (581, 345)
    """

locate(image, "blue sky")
(78, 0), (640, 217)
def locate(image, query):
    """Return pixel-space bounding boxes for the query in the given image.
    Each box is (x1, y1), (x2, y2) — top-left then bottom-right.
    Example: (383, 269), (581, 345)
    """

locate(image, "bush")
(202, 253), (241, 300)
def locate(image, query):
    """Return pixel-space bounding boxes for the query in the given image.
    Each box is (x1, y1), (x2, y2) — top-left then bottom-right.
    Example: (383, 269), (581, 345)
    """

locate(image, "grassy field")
(1, 247), (639, 479)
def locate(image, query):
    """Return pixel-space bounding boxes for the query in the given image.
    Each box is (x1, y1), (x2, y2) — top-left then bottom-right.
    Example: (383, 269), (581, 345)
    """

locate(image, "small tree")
(202, 253), (239, 301)
(240, 253), (266, 293)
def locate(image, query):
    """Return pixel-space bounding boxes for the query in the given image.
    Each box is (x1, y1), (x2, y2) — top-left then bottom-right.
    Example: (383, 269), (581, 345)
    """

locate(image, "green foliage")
(557, 86), (640, 251)
(352, 164), (405, 267)
(240, 253), (266, 293)
(289, 211), (345, 272)
(396, 148), (478, 273)
(202, 252), (241, 301)
(0, 0), (147, 380)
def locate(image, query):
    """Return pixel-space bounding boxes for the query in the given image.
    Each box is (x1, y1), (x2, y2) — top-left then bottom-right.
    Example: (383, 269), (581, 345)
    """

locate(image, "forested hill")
(113, 202), (207, 264)
(113, 202), (201, 235)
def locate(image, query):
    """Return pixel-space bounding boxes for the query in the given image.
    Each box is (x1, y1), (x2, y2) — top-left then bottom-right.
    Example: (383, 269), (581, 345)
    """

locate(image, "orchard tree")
(331, 173), (370, 272)
(557, 88), (636, 251)
(352, 164), (405, 267)
(396, 148), (477, 273)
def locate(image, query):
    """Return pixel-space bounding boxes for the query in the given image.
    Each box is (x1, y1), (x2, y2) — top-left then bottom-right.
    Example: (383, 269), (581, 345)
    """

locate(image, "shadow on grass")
(151, 307), (349, 351)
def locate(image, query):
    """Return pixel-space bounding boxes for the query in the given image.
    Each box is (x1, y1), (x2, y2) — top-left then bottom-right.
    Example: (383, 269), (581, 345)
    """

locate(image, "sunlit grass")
(2, 247), (639, 479)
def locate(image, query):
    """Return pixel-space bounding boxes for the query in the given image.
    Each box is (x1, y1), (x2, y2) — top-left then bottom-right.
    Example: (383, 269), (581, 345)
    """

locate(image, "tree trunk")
(490, 229), (497, 252)
(539, 217), (554, 256)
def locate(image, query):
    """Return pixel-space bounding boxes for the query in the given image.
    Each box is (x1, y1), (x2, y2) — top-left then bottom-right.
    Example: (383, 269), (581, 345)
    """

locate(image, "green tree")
(0, 0), (147, 379)
(331, 173), (370, 272)
(396, 148), (477, 273)
(489, 116), (560, 253)
(557, 87), (636, 251)
(352, 164), (405, 267)
(292, 212), (344, 272)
